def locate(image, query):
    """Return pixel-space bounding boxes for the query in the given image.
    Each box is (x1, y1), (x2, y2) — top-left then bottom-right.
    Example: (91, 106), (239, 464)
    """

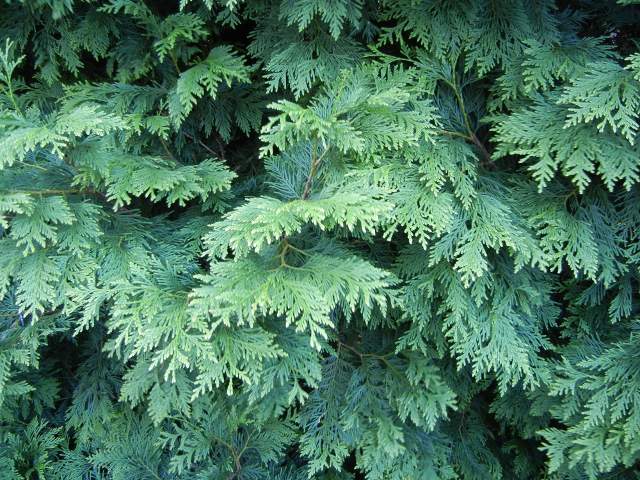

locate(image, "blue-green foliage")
(0, 1), (639, 479)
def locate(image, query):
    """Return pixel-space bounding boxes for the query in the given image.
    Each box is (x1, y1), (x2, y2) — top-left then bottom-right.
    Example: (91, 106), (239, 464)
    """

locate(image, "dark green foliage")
(1, 1), (639, 478)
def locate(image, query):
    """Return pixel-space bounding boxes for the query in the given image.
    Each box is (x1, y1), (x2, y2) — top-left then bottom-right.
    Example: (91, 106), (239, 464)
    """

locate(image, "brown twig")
(301, 141), (329, 200)
(442, 71), (493, 165)
(184, 132), (224, 160)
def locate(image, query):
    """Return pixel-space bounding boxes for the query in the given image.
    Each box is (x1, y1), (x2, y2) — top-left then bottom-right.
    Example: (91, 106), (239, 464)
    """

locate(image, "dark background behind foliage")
(1, 1), (640, 479)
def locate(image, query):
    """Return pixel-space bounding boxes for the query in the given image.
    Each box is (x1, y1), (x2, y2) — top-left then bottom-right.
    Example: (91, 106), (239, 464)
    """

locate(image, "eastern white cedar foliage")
(0, 1), (639, 478)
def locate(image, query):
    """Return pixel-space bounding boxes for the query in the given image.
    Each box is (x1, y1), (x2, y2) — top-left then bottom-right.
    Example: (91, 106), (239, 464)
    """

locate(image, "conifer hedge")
(1, 1), (640, 478)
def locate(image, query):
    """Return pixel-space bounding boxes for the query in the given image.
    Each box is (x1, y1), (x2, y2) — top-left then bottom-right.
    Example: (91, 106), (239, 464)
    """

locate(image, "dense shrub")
(1, 1), (640, 478)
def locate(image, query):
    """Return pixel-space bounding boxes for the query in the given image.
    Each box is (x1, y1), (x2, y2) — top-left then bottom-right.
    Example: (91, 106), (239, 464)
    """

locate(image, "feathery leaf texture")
(1, 1), (640, 479)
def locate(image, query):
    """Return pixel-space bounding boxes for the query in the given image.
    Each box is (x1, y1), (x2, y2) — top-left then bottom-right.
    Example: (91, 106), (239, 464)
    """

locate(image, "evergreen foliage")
(0, 1), (640, 478)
